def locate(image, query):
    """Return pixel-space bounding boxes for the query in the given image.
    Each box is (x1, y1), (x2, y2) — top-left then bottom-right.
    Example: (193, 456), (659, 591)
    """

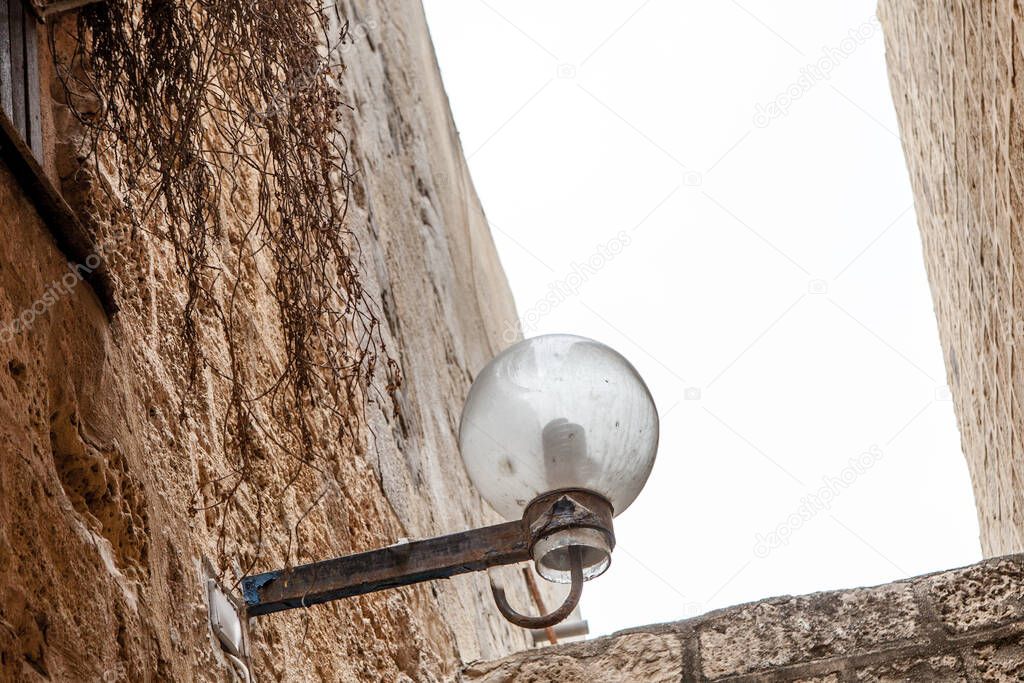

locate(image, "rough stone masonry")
(878, 1), (1024, 556)
(462, 555), (1024, 682)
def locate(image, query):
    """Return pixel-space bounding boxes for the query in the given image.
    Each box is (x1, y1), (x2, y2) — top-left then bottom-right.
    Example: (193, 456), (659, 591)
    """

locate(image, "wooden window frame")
(0, 0), (42, 158)
(0, 0), (115, 315)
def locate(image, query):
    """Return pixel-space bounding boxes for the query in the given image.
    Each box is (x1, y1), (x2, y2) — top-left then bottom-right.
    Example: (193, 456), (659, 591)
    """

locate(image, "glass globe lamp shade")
(459, 334), (659, 582)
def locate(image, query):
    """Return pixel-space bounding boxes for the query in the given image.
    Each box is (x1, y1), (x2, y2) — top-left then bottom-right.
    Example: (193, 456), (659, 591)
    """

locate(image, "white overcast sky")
(421, 1), (981, 637)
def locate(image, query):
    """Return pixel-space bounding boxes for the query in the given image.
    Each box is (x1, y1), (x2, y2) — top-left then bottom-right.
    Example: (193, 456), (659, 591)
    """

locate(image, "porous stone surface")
(854, 655), (967, 682)
(462, 556), (1024, 682)
(0, 1), (547, 681)
(697, 583), (921, 678)
(461, 631), (684, 682)
(927, 557), (1024, 633)
(973, 636), (1024, 681)
(878, 0), (1024, 557)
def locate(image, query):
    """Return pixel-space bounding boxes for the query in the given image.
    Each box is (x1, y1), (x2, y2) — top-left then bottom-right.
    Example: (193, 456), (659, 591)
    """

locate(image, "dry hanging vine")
(51, 0), (400, 572)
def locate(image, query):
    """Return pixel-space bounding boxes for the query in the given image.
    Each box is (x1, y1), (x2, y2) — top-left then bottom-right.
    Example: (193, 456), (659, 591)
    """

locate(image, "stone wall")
(878, 1), (1024, 556)
(0, 1), (545, 681)
(462, 555), (1024, 682)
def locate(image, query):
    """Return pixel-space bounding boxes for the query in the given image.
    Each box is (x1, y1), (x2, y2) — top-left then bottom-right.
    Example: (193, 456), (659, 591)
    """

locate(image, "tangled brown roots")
(52, 0), (400, 572)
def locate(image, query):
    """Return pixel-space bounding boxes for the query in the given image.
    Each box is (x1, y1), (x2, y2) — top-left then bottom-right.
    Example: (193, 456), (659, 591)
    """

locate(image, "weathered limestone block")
(927, 557), (1024, 633)
(697, 583), (921, 678)
(461, 630), (684, 683)
(972, 636), (1024, 681)
(854, 655), (967, 682)
(878, 0), (1024, 557)
(462, 556), (1024, 682)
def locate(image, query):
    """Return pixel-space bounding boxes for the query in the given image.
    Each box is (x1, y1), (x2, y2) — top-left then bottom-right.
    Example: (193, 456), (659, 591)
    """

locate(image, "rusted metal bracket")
(241, 490), (616, 628)
(242, 520), (530, 617)
(491, 546), (583, 629)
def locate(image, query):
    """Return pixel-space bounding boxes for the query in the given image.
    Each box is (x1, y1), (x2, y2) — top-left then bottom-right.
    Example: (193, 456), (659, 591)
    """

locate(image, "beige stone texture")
(461, 631), (684, 683)
(878, 0), (1024, 556)
(927, 557), (1024, 633)
(854, 655), (967, 682)
(697, 583), (921, 678)
(0, 1), (549, 681)
(973, 636), (1024, 682)
(462, 556), (1024, 682)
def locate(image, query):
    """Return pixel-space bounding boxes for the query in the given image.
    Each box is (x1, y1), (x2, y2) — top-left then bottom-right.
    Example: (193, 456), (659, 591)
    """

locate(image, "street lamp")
(241, 334), (659, 628)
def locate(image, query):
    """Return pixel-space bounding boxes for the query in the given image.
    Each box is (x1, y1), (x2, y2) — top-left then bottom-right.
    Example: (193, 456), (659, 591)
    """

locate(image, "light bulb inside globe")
(459, 334), (659, 583)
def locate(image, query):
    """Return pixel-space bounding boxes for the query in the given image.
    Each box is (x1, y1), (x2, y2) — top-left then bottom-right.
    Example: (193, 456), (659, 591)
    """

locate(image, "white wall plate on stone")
(202, 557), (251, 677)
(207, 576), (247, 658)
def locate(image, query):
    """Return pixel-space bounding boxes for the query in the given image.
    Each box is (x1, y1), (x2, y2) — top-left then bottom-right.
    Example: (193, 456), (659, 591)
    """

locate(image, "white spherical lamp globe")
(459, 333), (659, 522)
